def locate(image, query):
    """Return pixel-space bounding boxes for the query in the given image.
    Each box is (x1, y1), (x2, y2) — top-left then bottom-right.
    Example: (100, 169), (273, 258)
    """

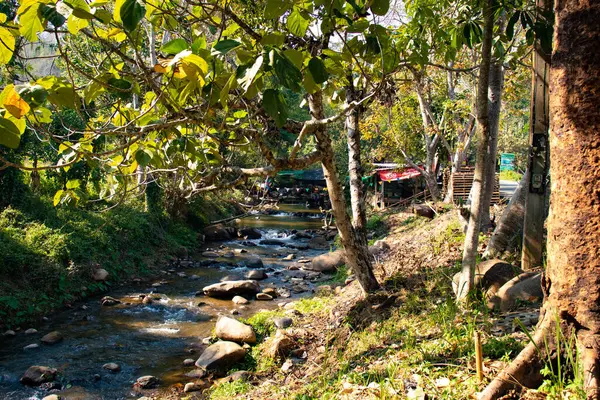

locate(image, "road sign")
(500, 153), (516, 171)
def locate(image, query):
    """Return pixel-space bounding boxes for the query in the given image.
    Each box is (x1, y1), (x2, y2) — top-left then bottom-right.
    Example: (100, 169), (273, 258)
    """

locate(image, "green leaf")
(348, 19), (369, 33)
(0, 117), (22, 149)
(283, 49), (303, 69)
(19, 4), (44, 42)
(120, 0), (144, 32)
(261, 33), (285, 46)
(161, 38), (188, 55)
(107, 77), (132, 99)
(238, 55), (263, 92)
(135, 148), (153, 166)
(308, 57), (329, 84)
(212, 39), (241, 55)
(40, 4), (66, 27)
(262, 88), (288, 128)
(506, 11), (520, 41)
(0, 27), (15, 65)
(370, 0), (389, 16)
(272, 50), (303, 92)
(265, 0), (290, 19)
(287, 10), (310, 37)
(53, 189), (65, 206)
(66, 179), (80, 189)
(16, 84), (48, 107)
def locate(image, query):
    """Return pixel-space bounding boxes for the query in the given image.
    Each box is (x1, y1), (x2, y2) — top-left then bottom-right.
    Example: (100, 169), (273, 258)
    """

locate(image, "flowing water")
(0, 205), (330, 400)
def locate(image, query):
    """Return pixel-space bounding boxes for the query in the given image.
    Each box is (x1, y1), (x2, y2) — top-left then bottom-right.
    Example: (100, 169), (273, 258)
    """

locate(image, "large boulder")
(195, 341), (246, 371)
(20, 366), (57, 386)
(244, 257), (264, 269)
(246, 270), (267, 280)
(489, 272), (543, 311)
(204, 225), (237, 241)
(306, 250), (345, 272)
(238, 228), (262, 240)
(215, 316), (256, 344)
(203, 280), (261, 298)
(308, 236), (329, 250)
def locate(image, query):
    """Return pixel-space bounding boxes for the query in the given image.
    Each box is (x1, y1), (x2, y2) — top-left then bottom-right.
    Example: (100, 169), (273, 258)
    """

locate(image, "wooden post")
(521, 0), (551, 270)
(381, 179), (385, 210)
(474, 330), (483, 383)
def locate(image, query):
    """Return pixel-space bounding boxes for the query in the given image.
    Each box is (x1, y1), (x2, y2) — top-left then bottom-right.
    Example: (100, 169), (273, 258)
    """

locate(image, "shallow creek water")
(0, 205), (330, 399)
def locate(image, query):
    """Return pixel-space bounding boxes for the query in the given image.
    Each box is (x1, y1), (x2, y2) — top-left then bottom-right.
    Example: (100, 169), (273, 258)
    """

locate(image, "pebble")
(256, 293), (273, 301)
(23, 344), (39, 350)
(103, 363), (121, 373)
(183, 359), (195, 366)
(274, 317), (293, 329)
(25, 329), (38, 335)
(3, 330), (16, 337)
(232, 296), (249, 305)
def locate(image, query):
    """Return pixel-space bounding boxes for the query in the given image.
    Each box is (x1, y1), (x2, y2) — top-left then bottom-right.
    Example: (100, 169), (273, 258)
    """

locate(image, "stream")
(0, 205), (333, 399)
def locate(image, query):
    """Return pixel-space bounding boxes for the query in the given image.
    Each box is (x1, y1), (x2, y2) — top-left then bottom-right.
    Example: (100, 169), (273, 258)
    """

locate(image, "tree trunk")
(480, 1), (600, 398)
(309, 91), (380, 295)
(346, 81), (367, 233)
(483, 170), (529, 259)
(481, 58), (505, 230)
(456, 0), (494, 302)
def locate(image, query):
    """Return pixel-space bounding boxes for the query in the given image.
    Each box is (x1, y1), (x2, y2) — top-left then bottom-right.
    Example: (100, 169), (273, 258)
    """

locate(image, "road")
(500, 180), (519, 198)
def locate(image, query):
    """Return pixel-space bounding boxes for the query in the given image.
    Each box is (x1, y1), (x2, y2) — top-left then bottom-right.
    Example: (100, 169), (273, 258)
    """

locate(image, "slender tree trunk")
(481, 1), (600, 397)
(309, 91), (380, 295)
(346, 81), (367, 233)
(480, 59), (505, 230)
(456, 0), (494, 301)
(483, 170), (528, 259)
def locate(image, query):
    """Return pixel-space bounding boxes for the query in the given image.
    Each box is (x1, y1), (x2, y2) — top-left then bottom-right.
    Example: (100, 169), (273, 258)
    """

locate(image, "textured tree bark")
(309, 91), (380, 295)
(483, 170), (528, 259)
(456, 0), (494, 301)
(481, 1), (600, 398)
(346, 81), (367, 233)
(480, 58), (505, 230)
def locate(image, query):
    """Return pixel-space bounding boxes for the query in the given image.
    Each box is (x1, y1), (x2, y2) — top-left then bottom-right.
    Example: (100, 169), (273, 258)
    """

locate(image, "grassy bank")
(0, 191), (240, 329)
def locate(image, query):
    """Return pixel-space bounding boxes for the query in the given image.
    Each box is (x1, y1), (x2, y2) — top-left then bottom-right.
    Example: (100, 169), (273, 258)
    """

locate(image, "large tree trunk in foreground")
(481, 58), (505, 230)
(456, 0), (494, 301)
(480, 1), (600, 398)
(483, 171), (528, 259)
(309, 91), (380, 295)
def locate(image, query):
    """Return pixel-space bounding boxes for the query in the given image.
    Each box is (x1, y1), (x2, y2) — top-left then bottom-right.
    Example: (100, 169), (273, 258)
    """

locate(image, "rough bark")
(481, 58), (505, 230)
(346, 81), (367, 233)
(481, 1), (600, 398)
(483, 171), (529, 259)
(309, 91), (380, 295)
(456, 0), (494, 301)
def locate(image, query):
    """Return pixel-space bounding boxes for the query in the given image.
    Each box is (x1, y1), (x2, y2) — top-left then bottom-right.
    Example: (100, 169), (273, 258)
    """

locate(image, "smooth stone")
(184, 369), (207, 378)
(203, 280), (261, 298)
(215, 316), (256, 344)
(183, 359), (195, 366)
(184, 380), (210, 393)
(244, 257), (264, 269)
(93, 268), (109, 281)
(202, 251), (220, 258)
(232, 296), (249, 305)
(20, 366), (57, 386)
(102, 363), (120, 372)
(25, 328), (38, 335)
(23, 344), (39, 350)
(41, 331), (63, 345)
(3, 330), (16, 337)
(101, 296), (120, 306)
(195, 341), (246, 371)
(256, 293), (273, 301)
(262, 287), (278, 298)
(307, 250), (345, 272)
(246, 269), (267, 280)
(135, 375), (160, 389)
(274, 317), (293, 329)
(42, 395), (60, 400)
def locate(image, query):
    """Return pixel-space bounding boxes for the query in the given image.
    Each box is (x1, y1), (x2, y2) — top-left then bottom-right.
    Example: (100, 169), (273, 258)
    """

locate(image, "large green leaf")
(262, 89), (288, 128)
(16, 84), (48, 107)
(107, 77), (132, 100)
(273, 50), (303, 92)
(120, 0), (144, 32)
(19, 3), (44, 42)
(0, 117), (22, 149)
(135, 148), (153, 166)
(40, 4), (66, 27)
(161, 38), (188, 54)
(308, 57), (329, 84)
(287, 10), (310, 37)
(370, 0), (389, 16)
(212, 39), (241, 55)
(265, 0), (290, 19)
(0, 27), (15, 65)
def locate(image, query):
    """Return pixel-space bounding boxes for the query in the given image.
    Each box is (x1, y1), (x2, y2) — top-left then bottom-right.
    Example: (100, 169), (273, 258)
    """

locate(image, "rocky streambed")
(0, 206), (342, 400)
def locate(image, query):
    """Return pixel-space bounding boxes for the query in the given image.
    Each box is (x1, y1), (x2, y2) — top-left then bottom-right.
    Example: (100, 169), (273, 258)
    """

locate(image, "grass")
(499, 170), (523, 181)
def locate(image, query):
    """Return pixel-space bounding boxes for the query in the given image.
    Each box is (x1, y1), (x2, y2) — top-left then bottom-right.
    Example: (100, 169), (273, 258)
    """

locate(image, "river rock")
(260, 239), (286, 246)
(256, 293), (273, 300)
(490, 272), (543, 311)
(184, 380), (210, 393)
(93, 268), (109, 282)
(292, 231), (313, 239)
(3, 330), (16, 337)
(185, 369), (207, 378)
(42, 395), (60, 400)
(220, 274), (243, 282)
(224, 370), (250, 382)
(215, 316), (256, 344)
(232, 296), (249, 305)
(308, 236), (329, 250)
(202, 251), (220, 258)
(222, 251), (235, 258)
(25, 328), (38, 335)
(244, 257), (264, 269)
(41, 331), (63, 345)
(283, 254), (296, 261)
(262, 287), (278, 298)
(203, 280), (261, 298)
(264, 331), (295, 359)
(241, 241), (257, 247)
(142, 296), (153, 305)
(274, 317), (293, 329)
(277, 288), (291, 298)
(195, 341), (246, 371)
(307, 250), (345, 272)
(101, 296), (120, 306)
(24, 343), (39, 350)
(102, 363), (120, 372)
(246, 269), (267, 280)
(20, 366), (57, 386)
(204, 225), (236, 241)
(238, 228), (262, 239)
(135, 375), (160, 389)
